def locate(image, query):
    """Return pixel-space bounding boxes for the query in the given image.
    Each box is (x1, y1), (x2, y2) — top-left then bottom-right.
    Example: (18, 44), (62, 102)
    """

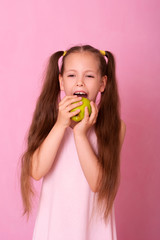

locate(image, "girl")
(21, 45), (126, 240)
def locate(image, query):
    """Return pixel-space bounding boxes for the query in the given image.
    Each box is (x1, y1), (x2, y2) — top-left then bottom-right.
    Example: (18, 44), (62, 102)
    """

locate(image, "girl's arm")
(73, 102), (101, 192)
(73, 103), (126, 193)
(74, 132), (102, 192)
(31, 122), (66, 180)
(31, 96), (82, 180)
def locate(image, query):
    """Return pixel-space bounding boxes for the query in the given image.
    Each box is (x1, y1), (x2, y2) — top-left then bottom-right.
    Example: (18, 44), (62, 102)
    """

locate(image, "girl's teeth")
(74, 93), (87, 97)
(74, 92), (87, 95)
(74, 92), (87, 97)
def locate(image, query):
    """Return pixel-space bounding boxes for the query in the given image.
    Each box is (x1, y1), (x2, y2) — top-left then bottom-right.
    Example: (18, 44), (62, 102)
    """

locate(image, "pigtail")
(95, 51), (121, 223)
(20, 51), (63, 217)
(29, 51), (64, 147)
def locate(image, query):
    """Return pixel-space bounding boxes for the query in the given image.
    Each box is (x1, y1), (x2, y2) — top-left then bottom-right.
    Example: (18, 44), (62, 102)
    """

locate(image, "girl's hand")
(73, 101), (98, 136)
(56, 95), (82, 128)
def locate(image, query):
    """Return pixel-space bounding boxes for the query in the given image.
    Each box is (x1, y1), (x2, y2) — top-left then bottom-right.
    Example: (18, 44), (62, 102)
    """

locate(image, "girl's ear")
(59, 74), (64, 91)
(99, 75), (107, 93)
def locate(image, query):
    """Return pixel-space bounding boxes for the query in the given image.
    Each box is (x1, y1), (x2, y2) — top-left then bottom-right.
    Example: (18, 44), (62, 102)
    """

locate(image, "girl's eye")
(86, 75), (94, 78)
(68, 74), (75, 77)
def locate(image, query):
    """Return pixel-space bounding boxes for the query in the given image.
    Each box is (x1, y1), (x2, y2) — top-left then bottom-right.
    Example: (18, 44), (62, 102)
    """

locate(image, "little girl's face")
(59, 52), (107, 101)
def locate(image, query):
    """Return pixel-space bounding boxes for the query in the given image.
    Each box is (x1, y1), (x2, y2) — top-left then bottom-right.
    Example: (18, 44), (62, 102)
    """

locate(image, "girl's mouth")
(73, 92), (88, 98)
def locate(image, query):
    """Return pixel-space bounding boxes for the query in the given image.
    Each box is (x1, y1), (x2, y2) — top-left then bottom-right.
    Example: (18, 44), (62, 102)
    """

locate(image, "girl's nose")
(76, 82), (84, 86)
(76, 78), (84, 86)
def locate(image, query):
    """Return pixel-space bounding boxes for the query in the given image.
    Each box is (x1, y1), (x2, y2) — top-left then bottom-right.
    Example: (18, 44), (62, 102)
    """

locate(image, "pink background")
(0, 0), (159, 239)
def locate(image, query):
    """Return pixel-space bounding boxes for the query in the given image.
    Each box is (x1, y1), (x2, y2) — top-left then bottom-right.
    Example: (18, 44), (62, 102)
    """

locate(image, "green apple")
(71, 97), (92, 122)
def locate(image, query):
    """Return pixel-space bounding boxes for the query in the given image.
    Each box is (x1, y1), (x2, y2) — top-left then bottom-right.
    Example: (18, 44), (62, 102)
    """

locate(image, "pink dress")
(33, 126), (117, 240)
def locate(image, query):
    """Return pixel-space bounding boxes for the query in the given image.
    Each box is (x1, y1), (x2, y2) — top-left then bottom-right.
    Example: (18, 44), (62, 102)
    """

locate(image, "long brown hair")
(20, 45), (121, 223)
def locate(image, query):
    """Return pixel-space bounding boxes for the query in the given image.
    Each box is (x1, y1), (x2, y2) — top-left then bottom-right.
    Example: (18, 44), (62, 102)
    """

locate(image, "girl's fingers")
(89, 102), (98, 123)
(83, 106), (90, 121)
(59, 95), (82, 108)
(67, 101), (83, 112)
(69, 108), (81, 118)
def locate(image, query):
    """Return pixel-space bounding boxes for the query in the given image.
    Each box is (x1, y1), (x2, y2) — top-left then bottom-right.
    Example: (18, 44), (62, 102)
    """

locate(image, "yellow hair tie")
(100, 50), (106, 56)
(63, 51), (67, 57)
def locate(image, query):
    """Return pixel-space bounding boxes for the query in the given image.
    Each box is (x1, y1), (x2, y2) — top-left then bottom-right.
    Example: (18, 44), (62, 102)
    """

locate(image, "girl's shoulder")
(120, 120), (126, 148)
